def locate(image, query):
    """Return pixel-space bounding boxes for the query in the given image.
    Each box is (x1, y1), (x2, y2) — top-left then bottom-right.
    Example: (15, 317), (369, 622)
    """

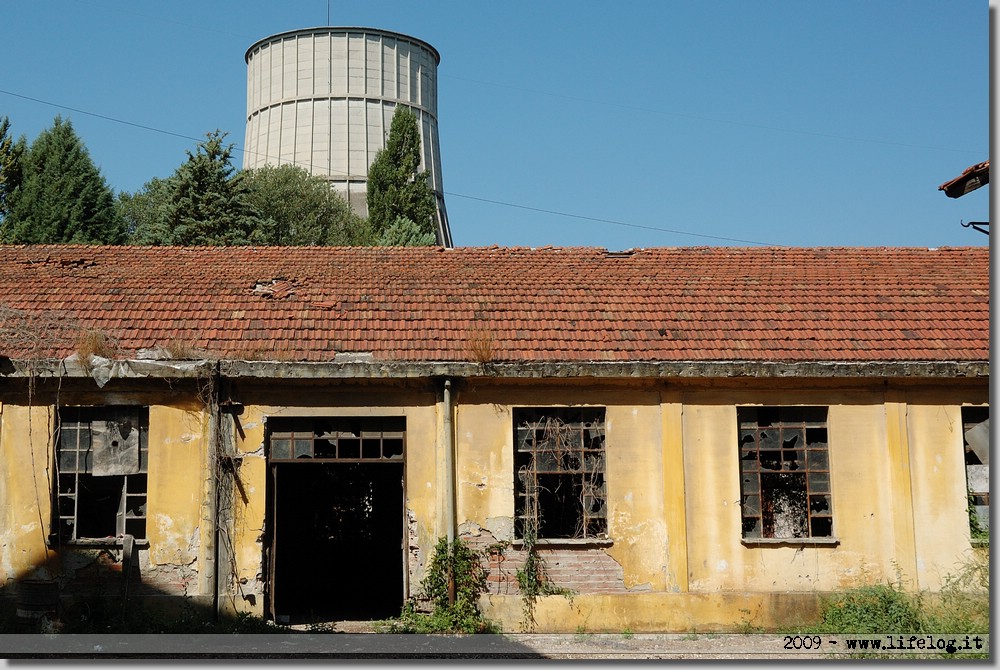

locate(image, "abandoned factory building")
(0, 244), (989, 631)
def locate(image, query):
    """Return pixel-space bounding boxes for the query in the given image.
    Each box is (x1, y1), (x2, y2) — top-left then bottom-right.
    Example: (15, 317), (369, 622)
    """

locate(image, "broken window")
(514, 407), (607, 540)
(268, 416), (405, 461)
(55, 407), (149, 543)
(738, 407), (831, 540)
(962, 406), (989, 536)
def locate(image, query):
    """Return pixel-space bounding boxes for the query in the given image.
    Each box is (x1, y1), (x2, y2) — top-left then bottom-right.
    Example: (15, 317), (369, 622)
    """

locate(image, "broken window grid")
(514, 407), (607, 540)
(268, 416), (406, 461)
(56, 407), (149, 543)
(962, 406), (989, 533)
(738, 406), (831, 540)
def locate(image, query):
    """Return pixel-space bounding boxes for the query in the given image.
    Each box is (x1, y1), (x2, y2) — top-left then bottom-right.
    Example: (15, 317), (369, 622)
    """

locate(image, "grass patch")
(792, 552), (989, 659)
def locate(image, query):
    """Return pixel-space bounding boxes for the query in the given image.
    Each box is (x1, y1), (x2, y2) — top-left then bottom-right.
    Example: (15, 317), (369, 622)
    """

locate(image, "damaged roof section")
(251, 278), (300, 300)
(939, 160), (990, 198)
(0, 245), (988, 369)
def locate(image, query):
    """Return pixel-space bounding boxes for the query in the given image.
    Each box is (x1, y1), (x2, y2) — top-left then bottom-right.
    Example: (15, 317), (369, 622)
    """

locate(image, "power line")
(446, 193), (780, 246)
(0, 87), (782, 245)
(0, 88), (206, 146)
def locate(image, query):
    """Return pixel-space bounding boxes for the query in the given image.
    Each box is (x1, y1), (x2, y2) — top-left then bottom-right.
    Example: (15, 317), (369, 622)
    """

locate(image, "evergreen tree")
(0, 116), (25, 223)
(375, 216), (436, 246)
(2, 116), (123, 244)
(118, 176), (174, 244)
(160, 131), (261, 246)
(366, 106), (436, 238)
(241, 164), (373, 246)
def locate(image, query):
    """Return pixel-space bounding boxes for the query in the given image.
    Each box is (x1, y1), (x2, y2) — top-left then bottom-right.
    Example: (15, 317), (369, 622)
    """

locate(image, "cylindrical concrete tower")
(244, 27), (452, 246)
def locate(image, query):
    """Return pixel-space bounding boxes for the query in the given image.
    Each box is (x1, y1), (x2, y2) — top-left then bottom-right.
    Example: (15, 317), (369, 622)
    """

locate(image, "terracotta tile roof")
(0, 245), (988, 365)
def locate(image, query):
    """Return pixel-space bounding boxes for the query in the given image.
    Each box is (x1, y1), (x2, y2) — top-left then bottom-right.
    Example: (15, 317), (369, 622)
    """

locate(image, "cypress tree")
(2, 116), (123, 244)
(366, 106), (436, 238)
(0, 116), (25, 223)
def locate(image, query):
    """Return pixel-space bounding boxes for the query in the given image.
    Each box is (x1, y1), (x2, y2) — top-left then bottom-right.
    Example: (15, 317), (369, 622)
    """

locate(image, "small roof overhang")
(939, 160), (990, 198)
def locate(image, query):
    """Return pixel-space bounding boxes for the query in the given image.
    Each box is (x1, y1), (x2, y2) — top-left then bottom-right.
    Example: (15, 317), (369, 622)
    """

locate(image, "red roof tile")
(0, 245), (987, 365)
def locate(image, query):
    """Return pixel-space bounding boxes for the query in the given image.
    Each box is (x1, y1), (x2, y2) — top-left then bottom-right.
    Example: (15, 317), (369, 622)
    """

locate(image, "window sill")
(47, 536), (149, 549)
(511, 537), (613, 548)
(741, 537), (840, 547)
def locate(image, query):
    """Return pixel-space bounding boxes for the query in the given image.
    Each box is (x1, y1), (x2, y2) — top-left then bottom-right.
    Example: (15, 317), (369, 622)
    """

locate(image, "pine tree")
(162, 131), (261, 246)
(2, 116), (123, 244)
(366, 106), (437, 238)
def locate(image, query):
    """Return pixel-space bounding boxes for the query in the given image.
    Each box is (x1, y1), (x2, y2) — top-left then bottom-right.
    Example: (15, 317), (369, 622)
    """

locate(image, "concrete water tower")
(244, 27), (452, 246)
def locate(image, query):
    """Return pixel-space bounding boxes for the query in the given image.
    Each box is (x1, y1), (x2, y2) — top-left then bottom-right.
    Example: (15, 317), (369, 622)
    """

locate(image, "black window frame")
(513, 406), (607, 541)
(267, 416), (406, 462)
(54, 406), (149, 545)
(737, 406), (833, 541)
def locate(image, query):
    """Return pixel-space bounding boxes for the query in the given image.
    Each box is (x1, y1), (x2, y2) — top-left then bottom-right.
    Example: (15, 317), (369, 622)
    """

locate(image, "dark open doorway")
(265, 417), (406, 624)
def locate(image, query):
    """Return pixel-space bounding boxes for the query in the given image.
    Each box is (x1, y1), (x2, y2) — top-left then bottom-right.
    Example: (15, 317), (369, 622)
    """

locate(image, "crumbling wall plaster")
(146, 405), (208, 574)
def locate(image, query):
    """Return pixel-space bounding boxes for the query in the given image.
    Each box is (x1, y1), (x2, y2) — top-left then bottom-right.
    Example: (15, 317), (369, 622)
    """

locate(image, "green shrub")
(800, 554), (990, 659)
(378, 537), (498, 634)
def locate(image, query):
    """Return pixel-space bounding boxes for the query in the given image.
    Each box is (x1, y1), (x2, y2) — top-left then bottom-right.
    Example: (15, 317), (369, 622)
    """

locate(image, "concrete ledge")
(3, 358), (987, 382)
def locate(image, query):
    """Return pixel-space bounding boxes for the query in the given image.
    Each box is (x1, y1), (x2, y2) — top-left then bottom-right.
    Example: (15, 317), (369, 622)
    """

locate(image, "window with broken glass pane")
(267, 416), (406, 461)
(513, 407), (607, 540)
(962, 406), (989, 536)
(55, 407), (148, 543)
(738, 406), (832, 540)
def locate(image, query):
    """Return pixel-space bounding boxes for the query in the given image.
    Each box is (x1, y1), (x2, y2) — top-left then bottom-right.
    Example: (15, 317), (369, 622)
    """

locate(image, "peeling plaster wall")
(684, 391), (899, 591)
(0, 374), (987, 631)
(146, 404), (209, 581)
(0, 404), (56, 582)
(0, 397), (213, 602)
(680, 386), (987, 594)
(453, 385), (670, 594)
(228, 405), (267, 614)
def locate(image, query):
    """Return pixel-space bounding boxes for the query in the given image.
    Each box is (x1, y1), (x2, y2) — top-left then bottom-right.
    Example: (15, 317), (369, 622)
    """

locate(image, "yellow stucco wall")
(145, 403), (210, 573)
(0, 404), (56, 581)
(684, 389), (903, 592)
(483, 591), (822, 633)
(453, 385), (672, 593)
(905, 397), (981, 590)
(0, 377), (986, 632)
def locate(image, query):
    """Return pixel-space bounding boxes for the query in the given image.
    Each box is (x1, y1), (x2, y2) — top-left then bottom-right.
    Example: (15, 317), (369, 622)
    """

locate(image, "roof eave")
(2, 358), (988, 381)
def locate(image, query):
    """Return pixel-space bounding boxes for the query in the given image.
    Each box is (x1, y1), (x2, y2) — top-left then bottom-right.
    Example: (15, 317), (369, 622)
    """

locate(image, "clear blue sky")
(1, 1), (990, 249)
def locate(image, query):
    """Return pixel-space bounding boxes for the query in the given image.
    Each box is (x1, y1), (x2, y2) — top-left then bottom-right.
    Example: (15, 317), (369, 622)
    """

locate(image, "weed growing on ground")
(792, 552), (989, 659)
